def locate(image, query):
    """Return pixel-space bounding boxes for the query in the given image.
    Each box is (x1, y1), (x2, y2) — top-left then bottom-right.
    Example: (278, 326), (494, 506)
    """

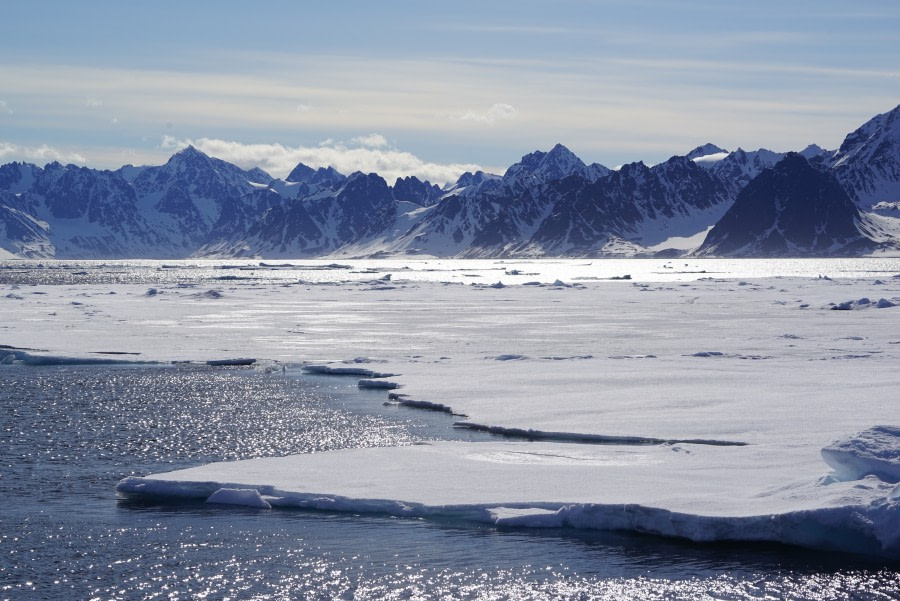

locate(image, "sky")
(1, 0), (899, 185)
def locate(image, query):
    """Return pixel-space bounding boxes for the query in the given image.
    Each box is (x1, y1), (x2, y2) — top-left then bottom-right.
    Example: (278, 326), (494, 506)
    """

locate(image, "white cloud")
(351, 133), (388, 148)
(459, 103), (518, 124)
(160, 135), (483, 186)
(0, 141), (87, 164)
(85, 97), (103, 108)
(295, 103), (312, 112)
(160, 135), (185, 150)
(0, 100), (11, 114)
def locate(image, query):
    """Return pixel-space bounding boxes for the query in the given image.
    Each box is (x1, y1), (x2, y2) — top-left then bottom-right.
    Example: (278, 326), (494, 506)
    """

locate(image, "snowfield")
(1, 259), (899, 558)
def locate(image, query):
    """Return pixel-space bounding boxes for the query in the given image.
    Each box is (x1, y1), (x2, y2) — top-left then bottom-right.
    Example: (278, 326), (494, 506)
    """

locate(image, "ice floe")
(117, 437), (900, 558)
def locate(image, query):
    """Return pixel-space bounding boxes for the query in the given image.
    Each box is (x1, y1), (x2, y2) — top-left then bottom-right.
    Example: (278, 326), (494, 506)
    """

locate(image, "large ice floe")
(2, 259), (899, 559)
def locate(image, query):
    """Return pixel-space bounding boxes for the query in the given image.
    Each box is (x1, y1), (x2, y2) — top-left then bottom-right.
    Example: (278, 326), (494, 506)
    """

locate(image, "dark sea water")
(1, 364), (898, 601)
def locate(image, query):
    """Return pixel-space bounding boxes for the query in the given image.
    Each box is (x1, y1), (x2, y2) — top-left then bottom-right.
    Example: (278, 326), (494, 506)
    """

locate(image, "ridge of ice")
(821, 426), (900, 483)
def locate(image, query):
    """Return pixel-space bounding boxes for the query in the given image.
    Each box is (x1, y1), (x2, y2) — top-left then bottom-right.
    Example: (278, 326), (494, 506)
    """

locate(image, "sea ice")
(206, 488), (272, 509)
(3, 261), (900, 557)
(117, 439), (900, 558)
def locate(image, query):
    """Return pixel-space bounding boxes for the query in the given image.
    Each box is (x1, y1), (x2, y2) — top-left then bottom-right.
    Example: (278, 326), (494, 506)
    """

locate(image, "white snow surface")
(3, 259), (900, 557)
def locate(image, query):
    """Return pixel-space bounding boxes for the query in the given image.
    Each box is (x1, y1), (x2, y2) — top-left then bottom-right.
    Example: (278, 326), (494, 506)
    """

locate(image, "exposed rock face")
(698, 153), (871, 256)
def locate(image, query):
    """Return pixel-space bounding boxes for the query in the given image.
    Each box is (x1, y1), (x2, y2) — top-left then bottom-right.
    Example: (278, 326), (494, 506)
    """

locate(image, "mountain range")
(2, 105), (900, 259)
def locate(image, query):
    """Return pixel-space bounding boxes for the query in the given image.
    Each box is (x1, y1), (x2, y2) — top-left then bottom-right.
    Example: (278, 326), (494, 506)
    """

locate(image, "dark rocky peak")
(286, 163), (345, 188)
(452, 170), (500, 189)
(585, 162), (611, 181)
(285, 162), (315, 183)
(504, 143), (587, 183)
(729, 147), (784, 166)
(245, 167), (273, 185)
(614, 161), (651, 180)
(799, 144), (831, 160)
(698, 152), (868, 256)
(166, 145), (212, 170)
(686, 143), (728, 159)
(0, 161), (42, 193)
(161, 146), (253, 182)
(339, 171), (388, 193)
(311, 166), (346, 187)
(770, 152), (816, 176)
(393, 175), (442, 207)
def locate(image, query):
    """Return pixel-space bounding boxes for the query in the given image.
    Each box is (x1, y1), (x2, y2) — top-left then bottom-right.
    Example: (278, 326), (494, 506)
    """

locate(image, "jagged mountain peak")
(163, 146), (219, 175)
(245, 167), (273, 185)
(830, 104), (900, 211)
(3, 104), (900, 259)
(835, 104), (900, 161)
(505, 143), (587, 183)
(799, 144), (830, 159)
(286, 163), (345, 187)
(285, 162), (315, 183)
(686, 143), (728, 160)
(393, 175), (442, 207)
(452, 170), (500, 189)
(170, 145), (208, 162)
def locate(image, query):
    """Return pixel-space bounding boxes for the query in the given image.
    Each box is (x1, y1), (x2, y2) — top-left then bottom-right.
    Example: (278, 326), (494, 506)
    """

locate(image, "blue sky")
(1, 0), (898, 184)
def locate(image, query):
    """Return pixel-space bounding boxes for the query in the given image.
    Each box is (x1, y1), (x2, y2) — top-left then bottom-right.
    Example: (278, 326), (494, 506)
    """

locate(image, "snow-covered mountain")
(2, 105), (900, 259)
(830, 104), (900, 213)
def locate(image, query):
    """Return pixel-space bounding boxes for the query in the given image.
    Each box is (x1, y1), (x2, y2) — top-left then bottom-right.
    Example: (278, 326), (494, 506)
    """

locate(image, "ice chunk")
(303, 365), (396, 378)
(206, 488), (271, 509)
(0, 349), (145, 366)
(206, 358), (257, 366)
(358, 379), (398, 390)
(821, 426), (900, 483)
(493, 354), (527, 361)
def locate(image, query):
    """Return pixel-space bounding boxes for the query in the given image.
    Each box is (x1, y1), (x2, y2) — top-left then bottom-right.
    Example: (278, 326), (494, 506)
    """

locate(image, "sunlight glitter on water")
(3, 256), (900, 287)
(2, 364), (898, 600)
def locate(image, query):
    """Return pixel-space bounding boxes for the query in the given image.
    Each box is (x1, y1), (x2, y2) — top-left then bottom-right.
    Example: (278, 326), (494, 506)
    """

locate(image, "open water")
(1, 259), (899, 600)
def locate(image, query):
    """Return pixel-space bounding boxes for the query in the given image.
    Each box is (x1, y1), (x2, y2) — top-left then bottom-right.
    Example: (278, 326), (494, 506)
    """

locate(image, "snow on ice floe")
(117, 439), (900, 558)
(821, 426), (900, 483)
(0, 348), (151, 366)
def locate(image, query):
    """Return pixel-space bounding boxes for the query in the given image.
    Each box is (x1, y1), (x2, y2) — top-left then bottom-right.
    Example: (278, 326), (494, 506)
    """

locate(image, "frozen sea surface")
(2, 259), (900, 597)
(1, 364), (898, 600)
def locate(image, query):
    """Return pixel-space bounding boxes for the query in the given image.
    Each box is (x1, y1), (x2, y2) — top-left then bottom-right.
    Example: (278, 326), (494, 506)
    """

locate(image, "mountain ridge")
(2, 105), (899, 259)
